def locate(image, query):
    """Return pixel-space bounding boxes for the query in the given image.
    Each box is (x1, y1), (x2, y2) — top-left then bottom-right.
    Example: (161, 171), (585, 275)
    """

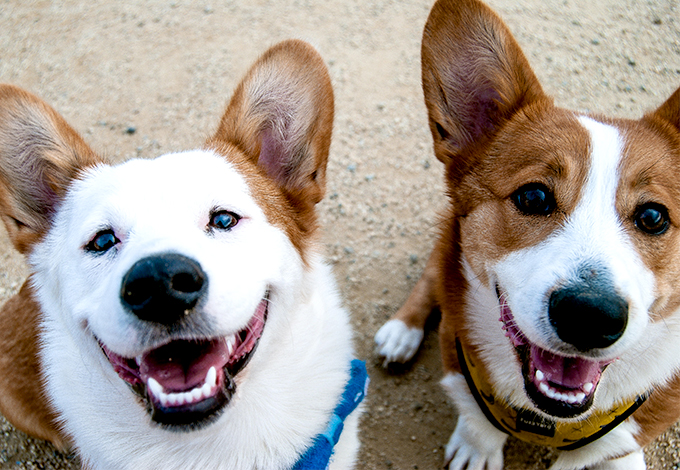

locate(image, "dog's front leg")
(587, 451), (645, 470)
(441, 373), (507, 470)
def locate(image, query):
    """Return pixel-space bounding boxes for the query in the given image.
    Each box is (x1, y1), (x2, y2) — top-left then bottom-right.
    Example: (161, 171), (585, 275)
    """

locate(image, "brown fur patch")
(615, 114), (680, 321)
(453, 106), (591, 279)
(0, 282), (69, 449)
(632, 371), (680, 447)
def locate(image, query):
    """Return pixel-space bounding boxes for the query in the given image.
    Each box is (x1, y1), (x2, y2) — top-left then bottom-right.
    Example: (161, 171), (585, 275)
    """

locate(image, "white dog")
(0, 39), (366, 470)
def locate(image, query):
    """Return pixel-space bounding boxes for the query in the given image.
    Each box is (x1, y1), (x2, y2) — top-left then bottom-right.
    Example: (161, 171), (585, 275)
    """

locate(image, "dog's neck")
(293, 359), (368, 469)
(456, 339), (648, 450)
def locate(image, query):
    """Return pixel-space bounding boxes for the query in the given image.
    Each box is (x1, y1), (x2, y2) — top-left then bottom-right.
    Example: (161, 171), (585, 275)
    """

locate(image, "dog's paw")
(374, 319), (424, 366)
(583, 451), (645, 470)
(443, 416), (505, 470)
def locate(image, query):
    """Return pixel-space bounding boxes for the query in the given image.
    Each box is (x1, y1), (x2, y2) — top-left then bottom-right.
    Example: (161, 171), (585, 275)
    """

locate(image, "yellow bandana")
(456, 339), (647, 450)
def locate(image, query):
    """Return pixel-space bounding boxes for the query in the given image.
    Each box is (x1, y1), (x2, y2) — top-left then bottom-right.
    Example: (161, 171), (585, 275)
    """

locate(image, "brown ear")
(421, 0), (547, 170)
(0, 85), (102, 253)
(646, 86), (680, 132)
(207, 39), (334, 211)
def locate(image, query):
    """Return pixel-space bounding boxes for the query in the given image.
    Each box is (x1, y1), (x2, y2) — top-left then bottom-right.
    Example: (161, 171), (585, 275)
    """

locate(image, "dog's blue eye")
(635, 203), (669, 235)
(512, 183), (556, 216)
(209, 211), (240, 231)
(86, 230), (120, 253)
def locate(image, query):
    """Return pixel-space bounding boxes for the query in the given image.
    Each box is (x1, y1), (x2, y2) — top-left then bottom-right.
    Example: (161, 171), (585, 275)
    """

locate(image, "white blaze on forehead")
(576, 116), (622, 215)
(566, 116), (626, 259)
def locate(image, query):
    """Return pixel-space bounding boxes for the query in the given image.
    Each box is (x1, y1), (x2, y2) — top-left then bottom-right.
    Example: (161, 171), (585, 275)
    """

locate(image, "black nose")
(121, 253), (207, 325)
(548, 283), (628, 352)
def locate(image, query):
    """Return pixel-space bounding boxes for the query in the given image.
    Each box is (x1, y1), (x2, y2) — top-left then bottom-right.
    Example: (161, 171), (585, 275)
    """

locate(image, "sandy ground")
(0, 0), (679, 469)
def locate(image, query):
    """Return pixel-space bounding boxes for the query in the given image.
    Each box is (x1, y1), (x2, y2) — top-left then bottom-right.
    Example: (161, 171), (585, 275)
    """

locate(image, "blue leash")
(293, 360), (369, 470)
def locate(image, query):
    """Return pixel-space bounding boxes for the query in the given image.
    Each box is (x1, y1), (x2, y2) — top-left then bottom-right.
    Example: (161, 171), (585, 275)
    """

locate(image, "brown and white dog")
(0, 40), (365, 470)
(375, 0), (680, 469)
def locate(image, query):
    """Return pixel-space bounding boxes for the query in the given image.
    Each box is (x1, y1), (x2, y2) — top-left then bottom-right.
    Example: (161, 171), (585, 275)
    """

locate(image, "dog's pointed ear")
(0, 85), (102, 253)
(647, 86), (680, 132)
(421, 0), (548, 169)
(207, 39), (334, 209)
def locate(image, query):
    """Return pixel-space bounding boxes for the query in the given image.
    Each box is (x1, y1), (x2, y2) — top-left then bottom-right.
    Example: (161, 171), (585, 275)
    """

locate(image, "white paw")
(586, 451), (645, 470)
(374, 319), (424, 366)
(443, 416), (504, 470)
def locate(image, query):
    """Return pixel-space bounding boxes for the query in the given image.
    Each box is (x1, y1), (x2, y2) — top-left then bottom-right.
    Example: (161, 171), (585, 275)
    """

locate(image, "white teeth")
(226, 336), (236, 356)
(206, 366), (217, 388)
(146, 366), (219, 408)
(534, 372), (591, 405)
(148, 377), (163, 398)
(167, 394), (178, 406)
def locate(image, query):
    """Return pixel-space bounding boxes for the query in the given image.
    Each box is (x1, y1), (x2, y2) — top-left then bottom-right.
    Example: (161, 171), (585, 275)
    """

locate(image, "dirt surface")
(0, 0), (679, 469)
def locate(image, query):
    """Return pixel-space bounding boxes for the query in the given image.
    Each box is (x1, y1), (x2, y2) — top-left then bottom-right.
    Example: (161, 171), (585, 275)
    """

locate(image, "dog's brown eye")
(86, 230), (120, 253)
(634, 203), (669, 235)
(512, 183), (556, 216)
(209, 210), (240, 231)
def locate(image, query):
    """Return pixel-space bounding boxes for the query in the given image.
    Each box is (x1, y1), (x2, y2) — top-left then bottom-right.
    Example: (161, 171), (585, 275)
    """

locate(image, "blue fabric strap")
(292, 359), (369, 470)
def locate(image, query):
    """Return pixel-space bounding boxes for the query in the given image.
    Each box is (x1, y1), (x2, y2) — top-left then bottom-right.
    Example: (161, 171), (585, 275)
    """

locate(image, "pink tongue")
(138, 340), (229, 392)
(530, 345), (602, 389)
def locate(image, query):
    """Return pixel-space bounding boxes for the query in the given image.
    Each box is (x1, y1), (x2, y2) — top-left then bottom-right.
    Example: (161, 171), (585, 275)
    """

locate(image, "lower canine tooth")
(583, 382), (594, 393)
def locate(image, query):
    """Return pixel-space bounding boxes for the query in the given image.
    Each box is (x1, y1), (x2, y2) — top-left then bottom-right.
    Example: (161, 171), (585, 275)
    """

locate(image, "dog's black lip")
(98, 292), (269, 431)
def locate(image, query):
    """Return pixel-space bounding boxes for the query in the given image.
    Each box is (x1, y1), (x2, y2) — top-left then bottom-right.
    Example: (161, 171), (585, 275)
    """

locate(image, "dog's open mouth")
(100, 296), (268, 430)
(498, 290), (611, 418)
